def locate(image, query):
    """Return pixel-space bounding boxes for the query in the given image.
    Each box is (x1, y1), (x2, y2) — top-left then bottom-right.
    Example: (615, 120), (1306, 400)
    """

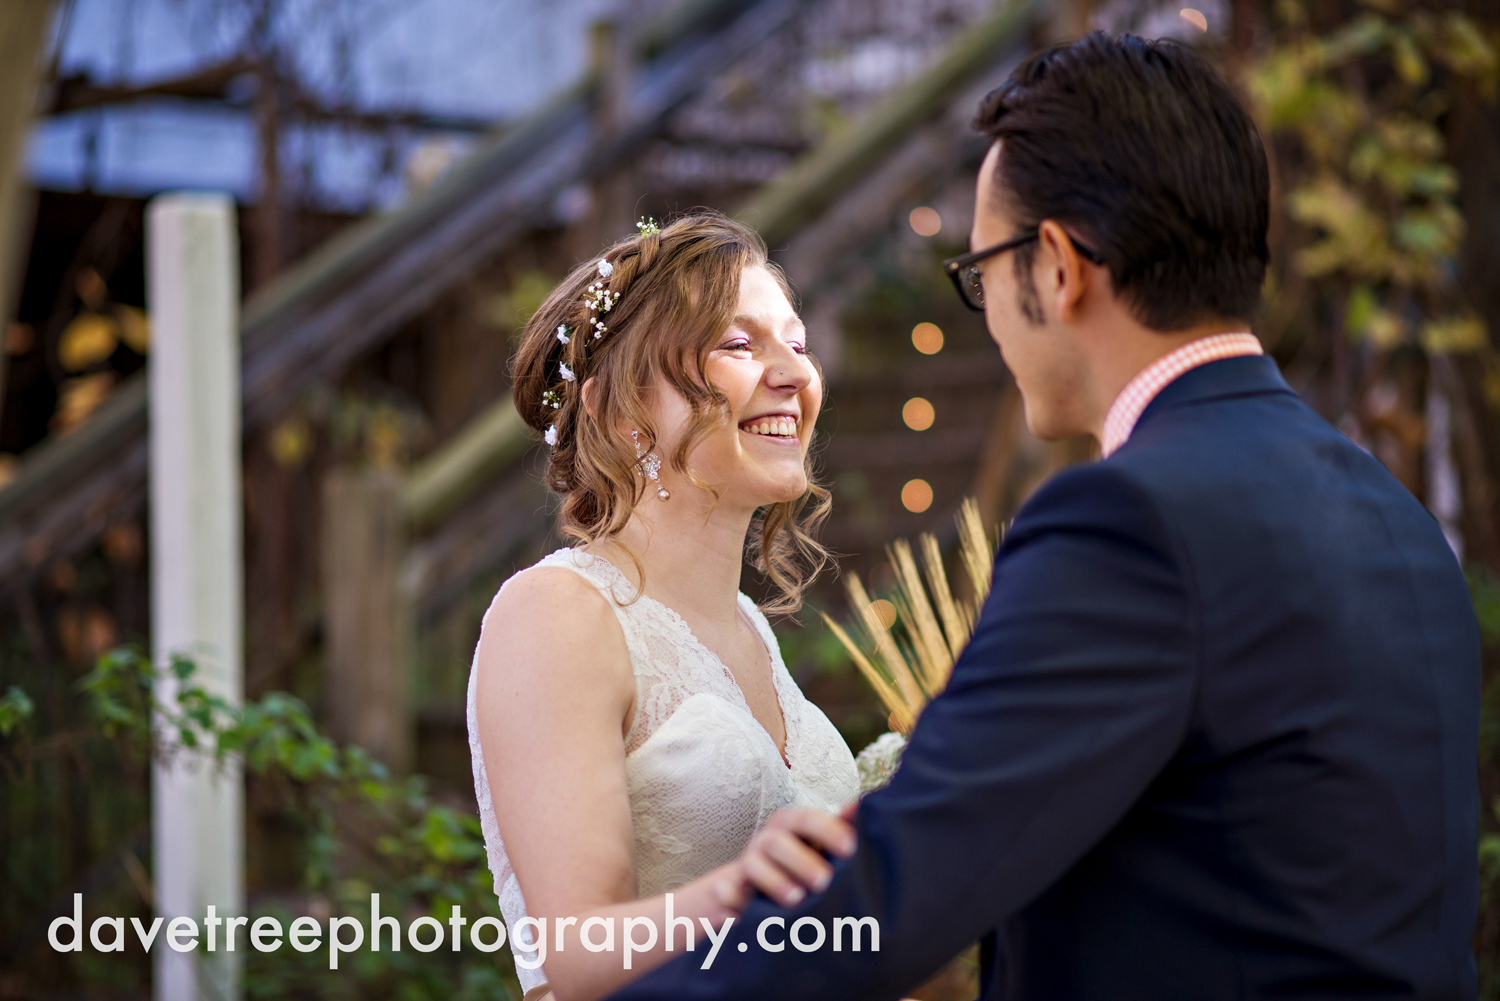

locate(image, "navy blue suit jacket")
(604, 355), (1480, 1000)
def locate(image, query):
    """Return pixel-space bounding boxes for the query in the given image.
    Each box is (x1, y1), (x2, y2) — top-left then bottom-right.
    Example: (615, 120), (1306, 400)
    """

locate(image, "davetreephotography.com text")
(49, 893), (881, 970)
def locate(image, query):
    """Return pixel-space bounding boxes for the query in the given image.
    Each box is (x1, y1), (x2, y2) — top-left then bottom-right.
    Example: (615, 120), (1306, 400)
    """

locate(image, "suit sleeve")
(603, 464), (1198, 1001)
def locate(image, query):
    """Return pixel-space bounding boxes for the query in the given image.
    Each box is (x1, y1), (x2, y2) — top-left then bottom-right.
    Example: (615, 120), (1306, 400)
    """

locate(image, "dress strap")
(532, 547), (641, 606)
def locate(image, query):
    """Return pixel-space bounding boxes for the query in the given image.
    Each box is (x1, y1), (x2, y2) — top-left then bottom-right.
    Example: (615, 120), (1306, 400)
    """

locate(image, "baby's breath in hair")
(508, 211), (832, 614)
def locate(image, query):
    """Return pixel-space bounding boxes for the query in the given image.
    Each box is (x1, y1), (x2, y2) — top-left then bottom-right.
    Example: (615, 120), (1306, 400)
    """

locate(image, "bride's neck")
(587, 491), (753, 626)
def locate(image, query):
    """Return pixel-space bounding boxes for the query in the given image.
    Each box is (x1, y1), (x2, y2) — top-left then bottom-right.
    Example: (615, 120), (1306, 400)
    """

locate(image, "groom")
(606, 32), (1480, 1001)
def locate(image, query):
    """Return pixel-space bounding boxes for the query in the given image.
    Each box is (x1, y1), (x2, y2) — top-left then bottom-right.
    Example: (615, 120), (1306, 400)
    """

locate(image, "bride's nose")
(763, 340), (814, 395)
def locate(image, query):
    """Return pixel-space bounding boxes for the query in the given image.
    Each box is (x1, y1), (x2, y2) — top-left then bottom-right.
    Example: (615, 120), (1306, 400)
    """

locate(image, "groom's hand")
(736, 808), (857, 909)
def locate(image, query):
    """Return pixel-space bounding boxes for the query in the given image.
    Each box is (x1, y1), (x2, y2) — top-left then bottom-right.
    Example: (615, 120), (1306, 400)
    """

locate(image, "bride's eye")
(719, 338), (751, 352)
(790, 342), (808, 355)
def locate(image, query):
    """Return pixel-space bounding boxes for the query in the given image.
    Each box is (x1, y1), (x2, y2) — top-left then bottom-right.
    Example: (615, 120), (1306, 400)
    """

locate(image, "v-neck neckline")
(580, 549), (793, 769)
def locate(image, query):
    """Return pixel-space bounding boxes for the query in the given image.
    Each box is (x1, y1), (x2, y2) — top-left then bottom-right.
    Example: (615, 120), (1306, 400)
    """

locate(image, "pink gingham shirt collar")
(1100, 332), (1263, 457)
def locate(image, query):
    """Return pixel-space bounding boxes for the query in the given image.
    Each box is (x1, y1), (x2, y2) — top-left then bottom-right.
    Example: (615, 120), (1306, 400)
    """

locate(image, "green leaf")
(0, 685), (36, 737)
(1344, 285), (1376, 335)
(1438, 13), (1500, 94)
(1391, 30), (1428, 86)
(1471, 567), (1500, 647)
(1422, 315), (1489, 354)
(1319, 14), (1389, 65)
(1393, 209), (1457, 255)
(1408, 164), (1458, 198)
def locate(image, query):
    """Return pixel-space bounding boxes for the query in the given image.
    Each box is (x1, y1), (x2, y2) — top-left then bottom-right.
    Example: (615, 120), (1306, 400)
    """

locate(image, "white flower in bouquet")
(856, 730), (908, 794)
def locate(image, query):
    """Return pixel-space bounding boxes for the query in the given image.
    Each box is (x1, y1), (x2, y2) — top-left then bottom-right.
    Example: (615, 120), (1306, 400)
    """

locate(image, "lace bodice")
(465, 547), (859, 994)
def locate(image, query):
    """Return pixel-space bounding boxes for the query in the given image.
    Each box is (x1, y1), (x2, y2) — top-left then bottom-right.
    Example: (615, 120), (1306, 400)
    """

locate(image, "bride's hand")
(719, 805), (858, 910)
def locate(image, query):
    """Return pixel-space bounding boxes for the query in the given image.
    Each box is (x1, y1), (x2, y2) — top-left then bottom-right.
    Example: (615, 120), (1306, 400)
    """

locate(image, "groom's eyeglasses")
(941, 228), (1105, 312)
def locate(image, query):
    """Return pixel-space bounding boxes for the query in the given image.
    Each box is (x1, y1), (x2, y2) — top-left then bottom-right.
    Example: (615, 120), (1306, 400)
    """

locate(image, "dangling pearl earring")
(631, 430), (670, 501)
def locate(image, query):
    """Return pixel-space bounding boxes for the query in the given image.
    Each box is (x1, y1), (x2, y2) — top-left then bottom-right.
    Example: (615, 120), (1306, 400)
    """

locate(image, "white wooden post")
(148, 193), (243, 1001)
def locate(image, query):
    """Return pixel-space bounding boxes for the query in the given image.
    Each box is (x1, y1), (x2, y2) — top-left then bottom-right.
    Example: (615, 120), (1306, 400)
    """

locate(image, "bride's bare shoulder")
(485, 562), (603, 618)
(476, 563), (630, 688)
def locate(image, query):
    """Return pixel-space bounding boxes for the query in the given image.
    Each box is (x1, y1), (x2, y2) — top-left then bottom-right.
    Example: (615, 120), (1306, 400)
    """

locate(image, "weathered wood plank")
(321, 467), (412, 772)
(736, 0), (1037, 247)
(401, 397), (532, 535)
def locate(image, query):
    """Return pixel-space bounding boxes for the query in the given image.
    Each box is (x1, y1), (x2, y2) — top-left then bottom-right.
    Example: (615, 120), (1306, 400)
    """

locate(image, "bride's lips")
(738, 412), (801, 444)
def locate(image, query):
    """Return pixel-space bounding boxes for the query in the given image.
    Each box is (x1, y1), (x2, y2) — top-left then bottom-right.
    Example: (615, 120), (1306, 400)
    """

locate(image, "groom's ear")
(1037, 219), (1090, 324)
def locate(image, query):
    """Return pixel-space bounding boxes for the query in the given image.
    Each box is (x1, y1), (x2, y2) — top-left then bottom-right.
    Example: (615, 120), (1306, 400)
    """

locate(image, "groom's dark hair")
(973, 32), (1269, 332)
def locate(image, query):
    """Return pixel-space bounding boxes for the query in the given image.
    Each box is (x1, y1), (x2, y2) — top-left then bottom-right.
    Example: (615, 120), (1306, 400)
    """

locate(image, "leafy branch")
(1, 647), (516, 999)
(1246, 1), (1498, 375)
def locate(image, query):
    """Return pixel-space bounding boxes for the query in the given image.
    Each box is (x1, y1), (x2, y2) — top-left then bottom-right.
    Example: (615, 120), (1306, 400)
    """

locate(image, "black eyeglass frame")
(941, 228), (1105, 312)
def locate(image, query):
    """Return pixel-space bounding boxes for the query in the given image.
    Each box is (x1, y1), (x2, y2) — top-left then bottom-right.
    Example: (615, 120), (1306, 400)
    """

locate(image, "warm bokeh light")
(908, 206), (942, 237)
(902, 396), (935, 431)
(1180, 8), (1208, 31)
(870, 598), (897, 630)
(911, 321), (944, 354)
(901, 478), (934, 513)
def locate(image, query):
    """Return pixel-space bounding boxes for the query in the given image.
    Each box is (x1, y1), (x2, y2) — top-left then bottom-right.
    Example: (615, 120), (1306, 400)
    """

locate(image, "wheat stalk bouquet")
(824, 498), (998, 743)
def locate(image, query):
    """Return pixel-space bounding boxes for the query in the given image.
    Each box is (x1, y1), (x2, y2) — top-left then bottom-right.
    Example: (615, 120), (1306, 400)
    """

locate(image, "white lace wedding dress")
(466, 547), (860, 995)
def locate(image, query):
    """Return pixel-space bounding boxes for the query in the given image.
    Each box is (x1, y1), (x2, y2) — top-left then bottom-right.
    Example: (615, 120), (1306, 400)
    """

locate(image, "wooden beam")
(405, 460), (554, 623)
(47, 58), (253, 115)
(736, 0), (1038, 247)
(239, 0), (800, 428)
(401, 396), (532, 534)
(0, 0), (801, 587)
(45, 59), (501, 134)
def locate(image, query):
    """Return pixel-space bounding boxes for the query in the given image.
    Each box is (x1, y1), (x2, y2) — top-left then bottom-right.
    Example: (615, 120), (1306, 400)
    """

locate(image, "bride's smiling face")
(654, 264), (820, 510)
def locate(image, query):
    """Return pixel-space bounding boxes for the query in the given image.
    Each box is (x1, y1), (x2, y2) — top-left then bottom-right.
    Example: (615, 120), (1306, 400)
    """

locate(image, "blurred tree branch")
(0, 0), (58, 426)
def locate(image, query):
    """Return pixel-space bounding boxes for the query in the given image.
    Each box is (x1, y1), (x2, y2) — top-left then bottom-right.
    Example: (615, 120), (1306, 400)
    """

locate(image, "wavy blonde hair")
(511, 211), (832, 614)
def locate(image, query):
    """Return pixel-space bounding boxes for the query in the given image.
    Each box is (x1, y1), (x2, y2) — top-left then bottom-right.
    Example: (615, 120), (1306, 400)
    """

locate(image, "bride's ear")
(580, 376), (599, 418)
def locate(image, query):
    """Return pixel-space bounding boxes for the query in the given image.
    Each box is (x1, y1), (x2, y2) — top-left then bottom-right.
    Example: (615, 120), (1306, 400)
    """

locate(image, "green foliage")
(0, 685), (34, 737)
(3, 647), (518, 999)
(1246, 2), (1497, 356)
(1248, 15), (1500, 982)
(774, 604), (859, 679)
(1482, 823), (1500, 914)
(1470, 567), (1500, 648)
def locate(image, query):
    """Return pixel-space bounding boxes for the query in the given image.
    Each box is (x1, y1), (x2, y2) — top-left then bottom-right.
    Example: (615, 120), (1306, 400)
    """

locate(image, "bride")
(466, 212), (861, 1001)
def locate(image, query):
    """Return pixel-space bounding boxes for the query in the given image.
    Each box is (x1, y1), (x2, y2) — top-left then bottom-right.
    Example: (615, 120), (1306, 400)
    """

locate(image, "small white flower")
(556, 325), (570, 344)
(544, 425), (559, 447)
(559, 362), (576, 382)
(596, 258), (614, 278)
(855, 731), (908, 794)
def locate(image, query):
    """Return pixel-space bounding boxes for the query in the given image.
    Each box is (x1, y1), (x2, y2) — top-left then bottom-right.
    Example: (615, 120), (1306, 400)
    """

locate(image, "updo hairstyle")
(511, 211), (830, 613)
